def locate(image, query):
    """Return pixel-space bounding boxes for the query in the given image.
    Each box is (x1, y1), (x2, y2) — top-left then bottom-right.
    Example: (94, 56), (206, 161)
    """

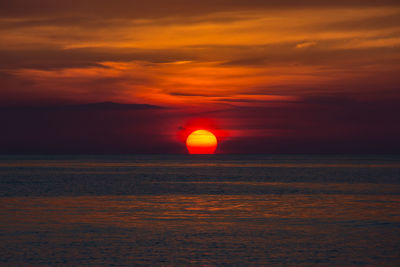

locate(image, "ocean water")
(0, 155), (399, 266)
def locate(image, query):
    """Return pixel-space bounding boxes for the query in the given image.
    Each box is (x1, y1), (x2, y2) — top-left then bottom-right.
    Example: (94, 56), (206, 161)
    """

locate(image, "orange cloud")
(0, 2), (399, 107)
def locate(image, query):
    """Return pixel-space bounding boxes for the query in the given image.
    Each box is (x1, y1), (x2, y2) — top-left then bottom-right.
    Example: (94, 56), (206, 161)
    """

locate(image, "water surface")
(1, 155), (399, 265)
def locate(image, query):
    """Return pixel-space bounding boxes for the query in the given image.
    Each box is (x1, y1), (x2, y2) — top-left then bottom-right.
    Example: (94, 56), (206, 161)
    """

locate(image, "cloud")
(296, 41), (317, 49)
(2, 95), (399, 154)
(0, 1), (399, 116)
(1, 1), (399, 19)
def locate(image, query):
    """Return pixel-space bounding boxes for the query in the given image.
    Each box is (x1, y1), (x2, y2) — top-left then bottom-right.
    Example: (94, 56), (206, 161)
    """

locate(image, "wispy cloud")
(0, 2), (399, 107)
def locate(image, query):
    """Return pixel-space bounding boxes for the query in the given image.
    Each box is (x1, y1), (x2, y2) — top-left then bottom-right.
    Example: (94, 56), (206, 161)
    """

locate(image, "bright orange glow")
(186, 130), (217, 154)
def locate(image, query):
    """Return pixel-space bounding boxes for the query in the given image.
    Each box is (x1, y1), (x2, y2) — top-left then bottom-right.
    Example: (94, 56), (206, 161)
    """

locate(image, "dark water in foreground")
(0, 155), (399, 266)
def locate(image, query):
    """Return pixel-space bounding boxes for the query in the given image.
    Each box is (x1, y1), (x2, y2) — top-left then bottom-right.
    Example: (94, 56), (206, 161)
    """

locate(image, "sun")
(186, 130), (217, 154)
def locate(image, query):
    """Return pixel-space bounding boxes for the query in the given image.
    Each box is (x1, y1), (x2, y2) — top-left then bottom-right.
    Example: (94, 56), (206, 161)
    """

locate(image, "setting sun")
(186, 130), (217, 154)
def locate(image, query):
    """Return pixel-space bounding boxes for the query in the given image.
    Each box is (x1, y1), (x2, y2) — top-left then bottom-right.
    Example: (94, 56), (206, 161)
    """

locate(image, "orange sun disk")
(186, 130), (217, 154)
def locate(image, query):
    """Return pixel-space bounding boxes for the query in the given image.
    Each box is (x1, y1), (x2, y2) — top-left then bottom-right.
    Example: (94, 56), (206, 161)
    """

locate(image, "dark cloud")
(220, 45), (400, 67)
(216, 98), (400, 153)
(0, 47), (196, 70)
(1, 1), (399, 19)
(168, 92), (231, 97)
(0, 68), (153, 106)
(0, 104), (184, 154)
(2, 97), (399, 153)
(318, 13), (400, 31)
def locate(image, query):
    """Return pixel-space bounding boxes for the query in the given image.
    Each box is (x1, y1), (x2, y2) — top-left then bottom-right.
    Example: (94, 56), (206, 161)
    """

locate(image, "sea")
(0, 155), (399, 266)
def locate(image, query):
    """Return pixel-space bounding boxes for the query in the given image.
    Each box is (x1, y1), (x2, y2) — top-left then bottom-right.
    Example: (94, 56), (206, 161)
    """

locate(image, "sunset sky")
(1, 0), (400, 153)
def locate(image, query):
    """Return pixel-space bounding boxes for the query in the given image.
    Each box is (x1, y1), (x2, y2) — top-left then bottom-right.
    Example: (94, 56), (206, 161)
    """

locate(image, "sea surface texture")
(0, 155), (399, 266)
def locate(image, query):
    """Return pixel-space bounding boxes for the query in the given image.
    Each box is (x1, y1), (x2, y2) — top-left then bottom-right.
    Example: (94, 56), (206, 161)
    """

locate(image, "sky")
(1, 0), (400, 153)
